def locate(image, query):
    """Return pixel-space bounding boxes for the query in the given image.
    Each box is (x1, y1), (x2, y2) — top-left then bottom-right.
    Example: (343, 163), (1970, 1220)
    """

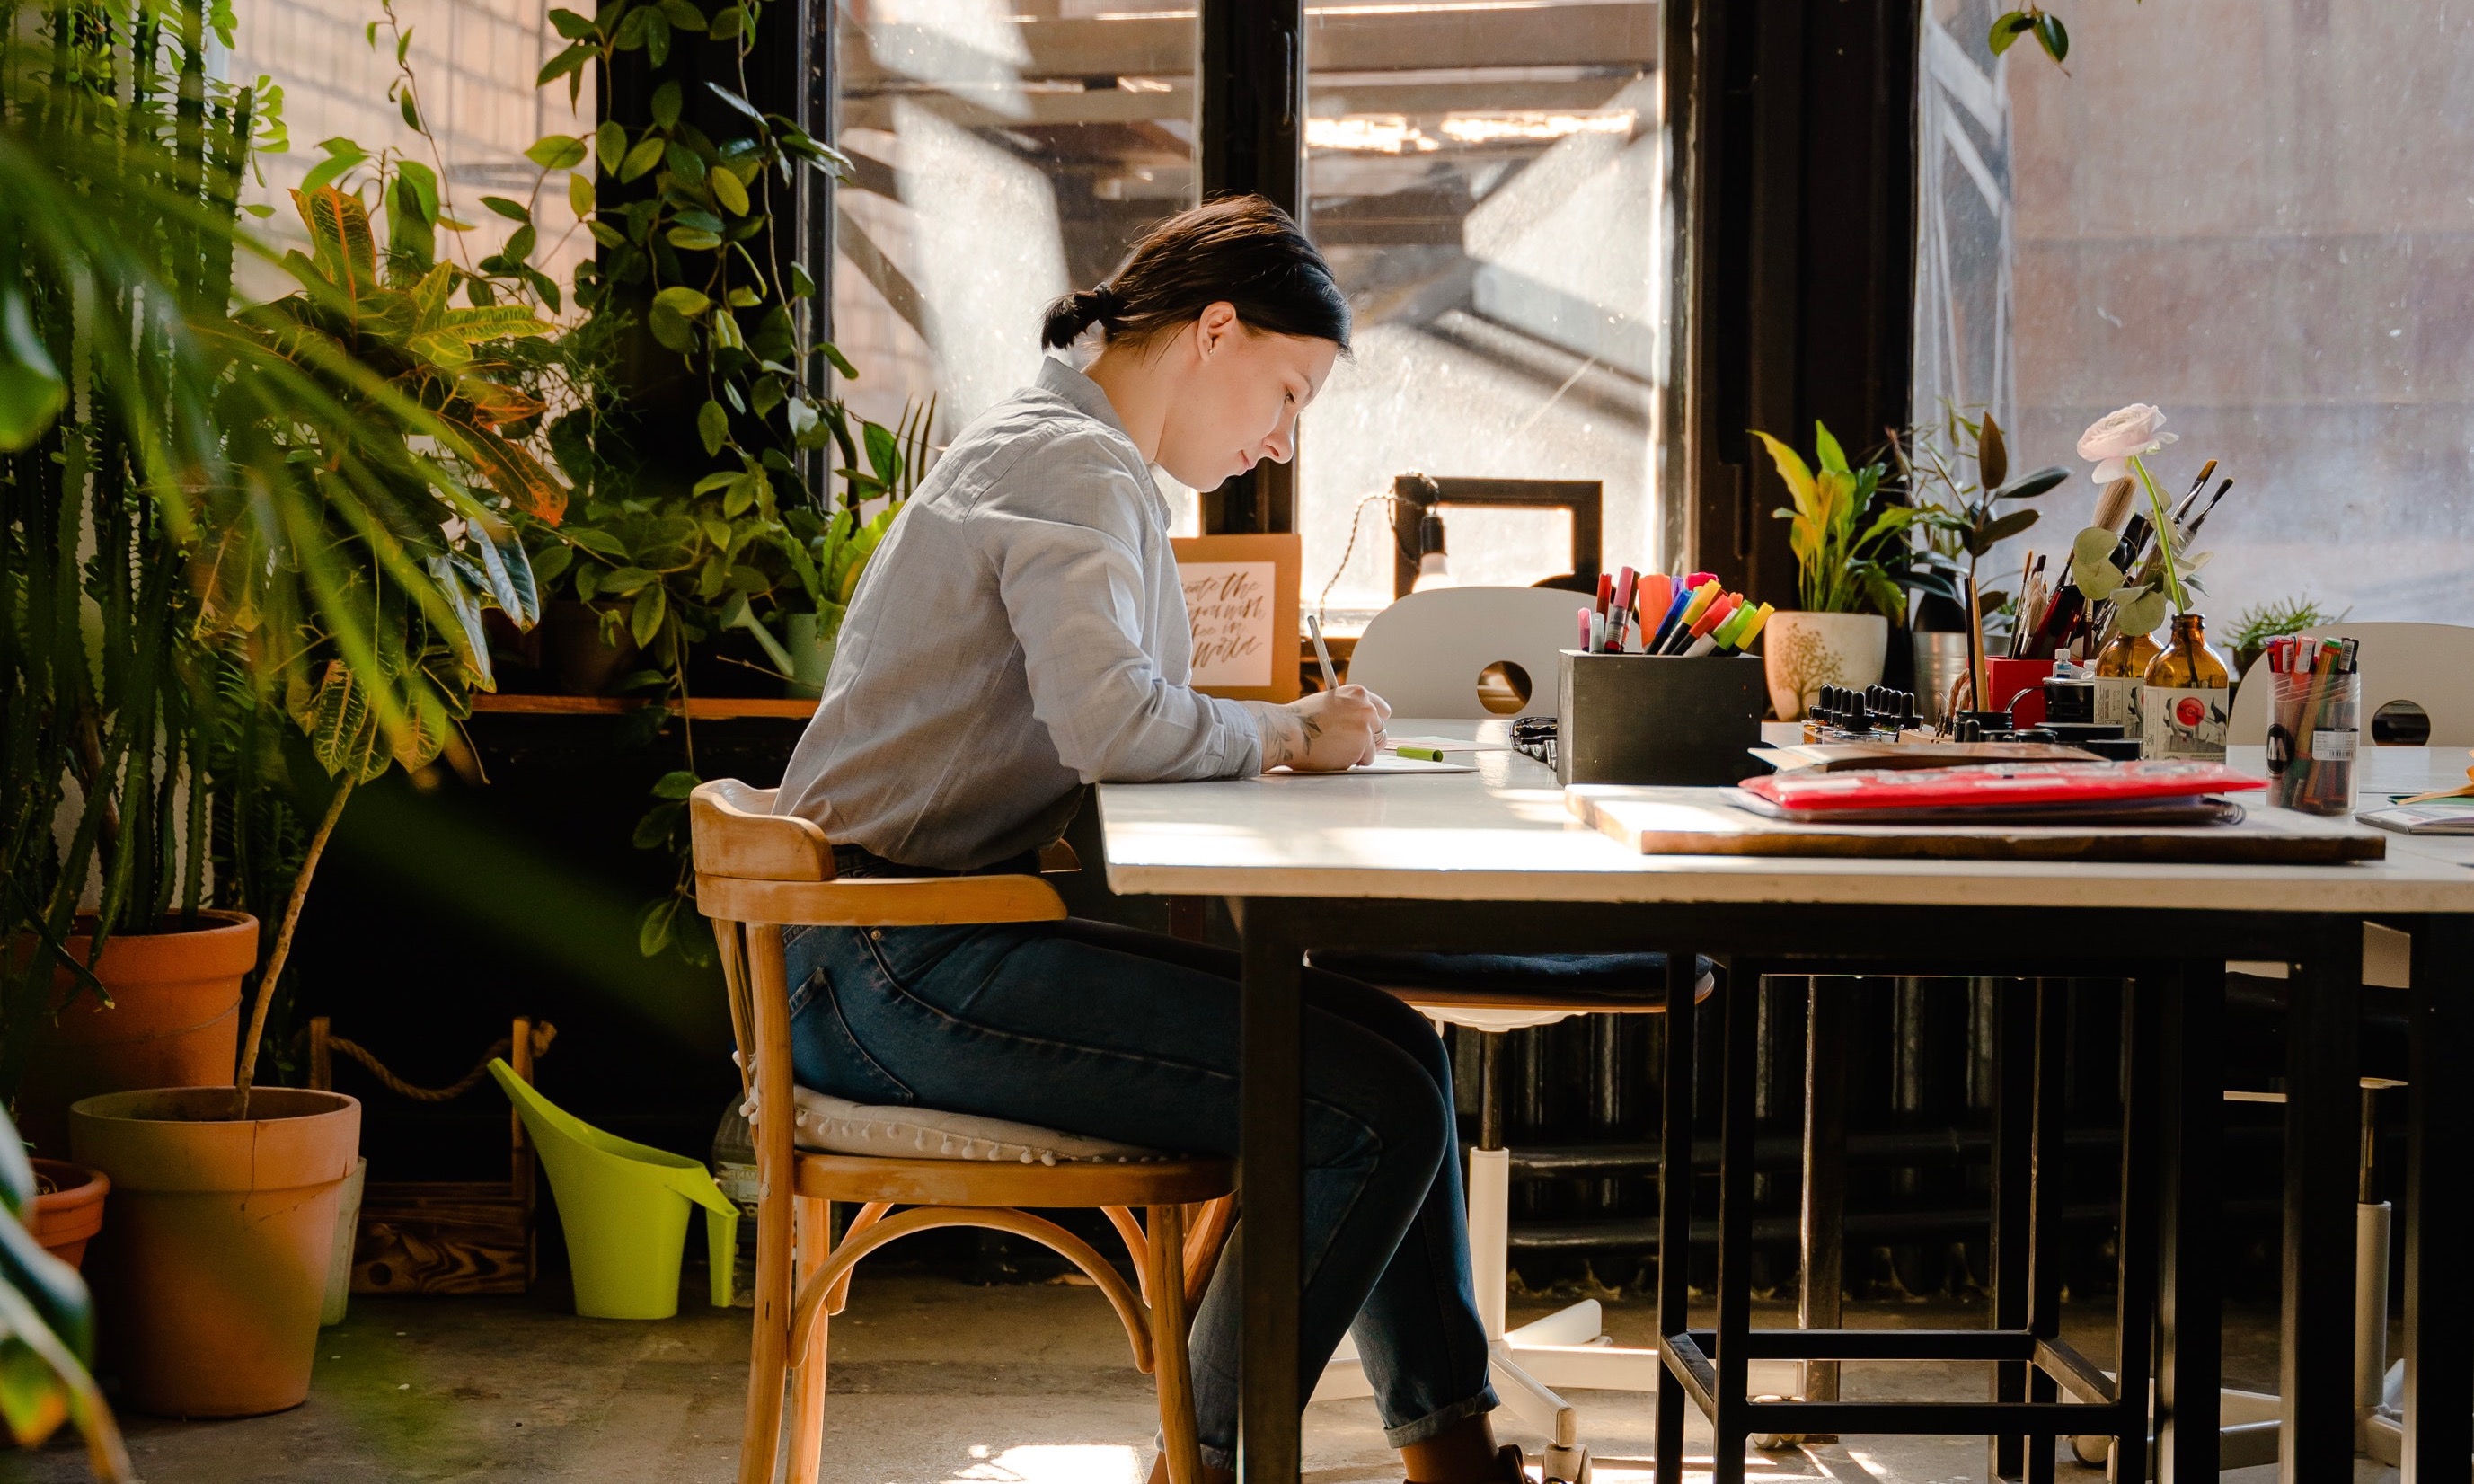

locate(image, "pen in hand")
(1307, 614), (1339, 692)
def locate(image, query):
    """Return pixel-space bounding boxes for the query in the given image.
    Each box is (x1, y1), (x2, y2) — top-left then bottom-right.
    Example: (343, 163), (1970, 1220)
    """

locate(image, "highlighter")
(1666, 588), (1736, 654)
(1647, 586), (1695, 652)
(1728, 603), (1774, 652)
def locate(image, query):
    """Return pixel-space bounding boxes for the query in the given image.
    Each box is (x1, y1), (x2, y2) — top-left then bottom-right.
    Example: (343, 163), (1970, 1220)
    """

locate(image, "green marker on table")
(1394, 745), (1446, 762)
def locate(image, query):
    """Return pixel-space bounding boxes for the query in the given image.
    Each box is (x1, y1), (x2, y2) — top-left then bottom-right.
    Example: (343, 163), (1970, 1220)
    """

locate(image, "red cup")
(1985, 658), (2054, 728)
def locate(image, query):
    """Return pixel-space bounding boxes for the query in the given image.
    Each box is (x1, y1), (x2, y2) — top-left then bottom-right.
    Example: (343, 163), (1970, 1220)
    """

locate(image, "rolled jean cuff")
(1380, 1383), (1500, 1449)
(1197, 1440), (1234, 1472)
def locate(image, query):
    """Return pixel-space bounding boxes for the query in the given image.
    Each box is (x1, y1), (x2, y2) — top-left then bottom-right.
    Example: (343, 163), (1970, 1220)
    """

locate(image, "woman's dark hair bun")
(1037, 195), (1350, 354)
(1039, 286), (1122, 349)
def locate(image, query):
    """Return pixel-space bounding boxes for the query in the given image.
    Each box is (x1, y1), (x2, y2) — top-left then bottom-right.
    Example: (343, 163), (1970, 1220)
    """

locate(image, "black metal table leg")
(2158, 958), (2223, 1483)
(1711, 963), (1761, 1484)
(1799, 976), (1847, 1408)
(2404, 915), (2473, 1484)
(2109, 969), (2163, 1484)
(1655, 943), (1699, 1484)
(2026, 979), (2068, 1484)
(1990, 977), (2036, 1482)
(2282, 917), (2360, 1484)
(1238, 904), (1303, 1484)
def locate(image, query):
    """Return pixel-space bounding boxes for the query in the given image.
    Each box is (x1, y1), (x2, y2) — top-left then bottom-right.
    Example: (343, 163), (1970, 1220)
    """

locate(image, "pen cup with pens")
(2266, 667), (2359, 815)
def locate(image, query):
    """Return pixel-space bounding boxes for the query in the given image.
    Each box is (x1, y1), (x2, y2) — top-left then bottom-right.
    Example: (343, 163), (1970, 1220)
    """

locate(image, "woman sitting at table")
(771, 197), (1517, 1484)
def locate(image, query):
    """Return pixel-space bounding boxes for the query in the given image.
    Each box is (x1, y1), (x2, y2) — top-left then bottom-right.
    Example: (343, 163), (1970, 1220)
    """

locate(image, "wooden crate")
(308, 1016), (543, 1297)
(353, 1181), (534, 1295)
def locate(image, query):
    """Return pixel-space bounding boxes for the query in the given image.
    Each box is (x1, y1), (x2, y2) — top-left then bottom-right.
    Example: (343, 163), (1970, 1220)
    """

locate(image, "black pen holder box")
(1556, 650), (1766, 787)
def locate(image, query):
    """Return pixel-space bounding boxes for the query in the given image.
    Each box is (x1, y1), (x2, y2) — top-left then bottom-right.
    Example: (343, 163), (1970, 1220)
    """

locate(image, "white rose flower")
(2076, 403), (2178, 483)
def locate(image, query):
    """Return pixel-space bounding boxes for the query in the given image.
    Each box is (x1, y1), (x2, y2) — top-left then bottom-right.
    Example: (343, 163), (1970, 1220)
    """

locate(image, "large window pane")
(1916, 0), (2474, 627)
(1303, 0), (1664, 625)
(225, 0), (595, 296)
(833, 0), (1200, 511)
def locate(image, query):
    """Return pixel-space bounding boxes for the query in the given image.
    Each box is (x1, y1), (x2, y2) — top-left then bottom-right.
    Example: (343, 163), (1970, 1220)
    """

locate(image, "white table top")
(1095, 722), (2474, 913)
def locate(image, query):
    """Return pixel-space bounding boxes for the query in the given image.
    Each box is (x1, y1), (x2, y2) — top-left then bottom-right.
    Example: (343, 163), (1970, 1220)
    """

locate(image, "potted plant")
(8, 0), (549, 1413)
(1750, 422), (1923, 720)
(0, 0), (295, 1154)
(1890, 409), (2069, 718)
(27, 1160), (109, 1271)
(0, 1106), (130, 1480)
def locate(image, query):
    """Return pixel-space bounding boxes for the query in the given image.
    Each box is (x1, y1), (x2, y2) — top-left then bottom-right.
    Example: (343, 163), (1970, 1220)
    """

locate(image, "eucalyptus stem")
(2128, 455), (2187, 610)
(228, 773), (353, 1119)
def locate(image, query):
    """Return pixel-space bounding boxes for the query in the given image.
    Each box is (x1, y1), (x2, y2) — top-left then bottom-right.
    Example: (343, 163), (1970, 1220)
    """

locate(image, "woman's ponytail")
(1037, 196), (1349, 355)
(1038, 283), (1126, 349)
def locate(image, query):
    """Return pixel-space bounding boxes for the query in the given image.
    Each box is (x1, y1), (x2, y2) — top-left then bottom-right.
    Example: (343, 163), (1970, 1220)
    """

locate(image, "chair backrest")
(2227, 621), (2474, 747)
(1343, 586), (1581, 718)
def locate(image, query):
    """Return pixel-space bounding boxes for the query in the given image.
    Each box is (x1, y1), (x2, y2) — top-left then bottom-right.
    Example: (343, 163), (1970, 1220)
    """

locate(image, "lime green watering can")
(490, 1060), (738, 1319)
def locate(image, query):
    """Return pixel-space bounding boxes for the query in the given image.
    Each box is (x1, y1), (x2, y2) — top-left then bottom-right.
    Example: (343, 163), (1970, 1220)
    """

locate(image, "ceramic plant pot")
(782, 612), (837, 701)
(18, 910), (256, 1157)
(29, 1158), (109, 1270)
(70, 1086), (361, 1418)
(321, 1155), (366, 1327)
(1762, 611), (1888, 720)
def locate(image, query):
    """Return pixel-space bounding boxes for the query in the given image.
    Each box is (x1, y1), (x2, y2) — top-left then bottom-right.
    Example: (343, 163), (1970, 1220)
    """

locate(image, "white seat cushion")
(790, 1087), (1171, 1166)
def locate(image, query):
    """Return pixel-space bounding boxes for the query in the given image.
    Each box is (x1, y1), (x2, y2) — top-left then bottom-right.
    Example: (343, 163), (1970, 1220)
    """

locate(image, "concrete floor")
(22, 1271), (2399, 1484)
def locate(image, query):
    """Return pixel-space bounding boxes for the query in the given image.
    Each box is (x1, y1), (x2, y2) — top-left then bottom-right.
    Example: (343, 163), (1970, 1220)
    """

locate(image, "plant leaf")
(2072, 526), (2127, 598)
(1976, 411), (2008, 490)
(630, 583), (667, 647)
(525, 134), (588, 170)
(1994, 466), (2070, 501)
(698, 399), (729, 456)
(1812, 420), (1850, 475)
(2036, 13), (2069, 62)
(1750, 429), (1818, 514)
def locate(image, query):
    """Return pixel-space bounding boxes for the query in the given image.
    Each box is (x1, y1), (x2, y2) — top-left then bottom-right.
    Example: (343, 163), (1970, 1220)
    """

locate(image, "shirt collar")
(1037, 355), (1133, 441)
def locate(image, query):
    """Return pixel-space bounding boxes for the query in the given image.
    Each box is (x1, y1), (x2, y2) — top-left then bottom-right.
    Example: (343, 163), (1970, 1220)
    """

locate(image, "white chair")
(1343, 586), (1584, 719)
(1317, 587), (1797, 1484)
(2226, 621), (2474, 747)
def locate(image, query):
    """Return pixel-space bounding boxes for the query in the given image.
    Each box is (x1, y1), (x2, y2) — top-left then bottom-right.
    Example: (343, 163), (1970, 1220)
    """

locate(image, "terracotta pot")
(541, 598), (641, 696)
(28, 1158), (109, 1270)
(70, 1086), (360, 1418)
(18, 910), (256, 1157)
(1762, 611), (1889, 720)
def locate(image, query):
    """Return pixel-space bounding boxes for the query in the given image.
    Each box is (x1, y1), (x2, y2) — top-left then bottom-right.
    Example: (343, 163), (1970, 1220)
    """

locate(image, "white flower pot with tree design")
(1763, 611), (1889, 720)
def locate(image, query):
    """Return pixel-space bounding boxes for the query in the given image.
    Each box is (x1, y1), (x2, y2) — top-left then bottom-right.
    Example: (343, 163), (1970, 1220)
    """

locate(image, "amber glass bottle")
(2139, 613), (2231, 759)
(2091, 626), (2160, 732)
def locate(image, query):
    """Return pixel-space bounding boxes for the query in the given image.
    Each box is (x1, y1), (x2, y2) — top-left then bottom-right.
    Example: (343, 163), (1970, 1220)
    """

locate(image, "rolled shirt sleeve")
(989, 435), (1264, 782)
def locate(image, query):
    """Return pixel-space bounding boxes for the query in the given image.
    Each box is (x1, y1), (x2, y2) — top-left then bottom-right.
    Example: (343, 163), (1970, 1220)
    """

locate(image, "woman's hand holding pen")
(1263, 684), (1392, 773)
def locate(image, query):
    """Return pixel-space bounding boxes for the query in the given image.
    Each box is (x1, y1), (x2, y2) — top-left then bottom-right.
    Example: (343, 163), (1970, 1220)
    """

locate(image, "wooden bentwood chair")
(692, 781), (1236, 1484)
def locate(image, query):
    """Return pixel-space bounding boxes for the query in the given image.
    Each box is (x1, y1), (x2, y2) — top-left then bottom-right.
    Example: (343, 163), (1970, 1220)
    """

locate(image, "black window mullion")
(1199, 0), (1303, 534)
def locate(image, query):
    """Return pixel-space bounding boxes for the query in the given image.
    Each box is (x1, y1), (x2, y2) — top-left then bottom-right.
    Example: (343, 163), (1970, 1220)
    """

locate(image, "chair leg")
(740, 925), (799, 1484)
(786, 1197), (833, 1484)
(740, 1178), (794, 1484)
(1148, 1204), (1204, 1484)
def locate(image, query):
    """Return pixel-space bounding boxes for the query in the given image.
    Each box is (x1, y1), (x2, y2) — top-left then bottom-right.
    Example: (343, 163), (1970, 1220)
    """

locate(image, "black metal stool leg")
(1799, 976), (1847, 1409)
(2026, 978), (2068, 1484)
(2109, 969), (2163, 1484)
(2284, 919), (2360, 1484)
(1654, 944), (1698, 1484)
(2158, 958), (2222, 1483)
(2405, 916), (2474, 1484)
(1711, 962), (1760, 1484)
(1990, 977), (2036, 1482)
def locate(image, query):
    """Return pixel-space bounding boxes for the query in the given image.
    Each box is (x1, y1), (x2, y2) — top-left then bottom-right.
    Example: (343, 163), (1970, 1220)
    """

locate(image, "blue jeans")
(782, 913), (1498, 1469)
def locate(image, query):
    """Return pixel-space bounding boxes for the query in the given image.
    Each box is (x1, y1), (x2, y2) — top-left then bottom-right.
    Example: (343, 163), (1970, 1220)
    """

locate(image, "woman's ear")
(1193, 300), (1241, 359)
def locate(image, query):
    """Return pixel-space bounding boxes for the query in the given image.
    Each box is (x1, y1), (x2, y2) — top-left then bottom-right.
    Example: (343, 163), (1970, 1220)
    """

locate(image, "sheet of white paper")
(1383, 735), (1515, 754)
(1267, 754), (1477, 776)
